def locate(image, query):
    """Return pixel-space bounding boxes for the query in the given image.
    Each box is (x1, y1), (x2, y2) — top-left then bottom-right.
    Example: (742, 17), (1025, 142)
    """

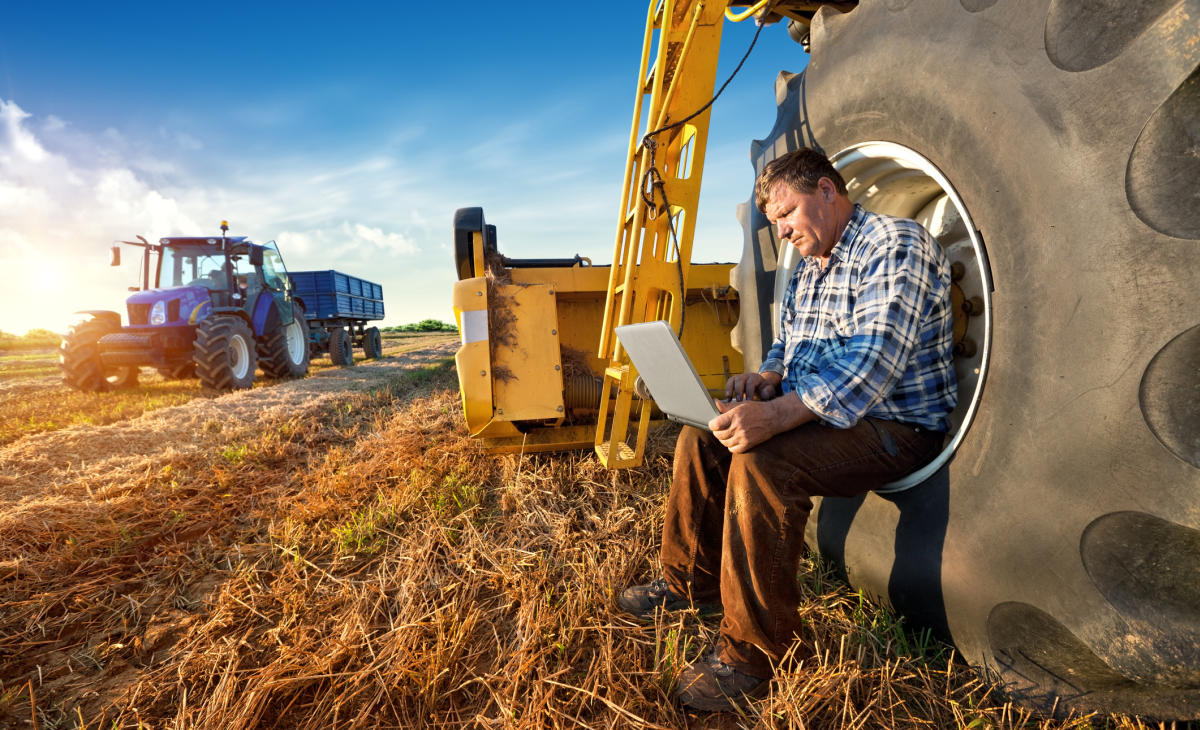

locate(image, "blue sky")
(0, 1), (808, 334)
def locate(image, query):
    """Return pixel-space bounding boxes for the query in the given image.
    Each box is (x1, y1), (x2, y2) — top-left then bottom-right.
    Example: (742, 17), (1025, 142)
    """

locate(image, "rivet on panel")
(480, 370), (487, 376)
(557, 406), (564, 412)
(477, 291), (483, 296)
(554, 365), (560, 371)
(551, 330), (557, 335)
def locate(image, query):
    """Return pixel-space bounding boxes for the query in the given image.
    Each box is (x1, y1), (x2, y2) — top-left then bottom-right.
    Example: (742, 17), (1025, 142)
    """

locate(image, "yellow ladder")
(595, 0), (729, 468)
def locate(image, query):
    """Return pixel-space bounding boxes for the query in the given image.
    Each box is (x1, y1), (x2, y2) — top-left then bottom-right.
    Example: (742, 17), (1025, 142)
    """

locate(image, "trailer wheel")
(363, 327), (383, 359)
(194, 316), (256, 393)
(736, 0), (1200, 718)
(259, 301), (311, 379)
(157, 363), (197, 380)
(59, 318), (119, 392)
(329, 328), (355, 366)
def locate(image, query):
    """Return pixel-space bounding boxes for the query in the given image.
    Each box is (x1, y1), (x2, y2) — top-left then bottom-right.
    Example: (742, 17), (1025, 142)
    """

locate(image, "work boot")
(673, 649), (772, 712)
(617, 578), (720, 620)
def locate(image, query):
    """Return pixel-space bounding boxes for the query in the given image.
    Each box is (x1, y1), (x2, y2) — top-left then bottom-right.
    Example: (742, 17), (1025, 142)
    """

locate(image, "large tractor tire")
(194, 316), (257, 393)
(731, 0), (1200, 719)
(59, 317), (139, 392)
(258, 301), (311, 379)
(329, 328), (355, 366)
(362, 326), (383, 359)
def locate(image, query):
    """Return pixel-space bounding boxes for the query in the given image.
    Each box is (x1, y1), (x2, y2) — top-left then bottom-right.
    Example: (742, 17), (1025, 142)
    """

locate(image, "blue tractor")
(60, 223), (310, 393)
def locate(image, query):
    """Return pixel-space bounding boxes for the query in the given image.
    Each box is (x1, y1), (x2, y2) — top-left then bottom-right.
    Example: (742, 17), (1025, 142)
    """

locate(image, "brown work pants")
(661, 418), (942, 678)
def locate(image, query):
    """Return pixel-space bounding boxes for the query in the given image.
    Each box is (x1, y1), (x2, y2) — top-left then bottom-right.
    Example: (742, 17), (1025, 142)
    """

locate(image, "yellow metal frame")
(594, 0), (730, 468)
(725, 0), (769, 21)
(452, 0), (751, 468)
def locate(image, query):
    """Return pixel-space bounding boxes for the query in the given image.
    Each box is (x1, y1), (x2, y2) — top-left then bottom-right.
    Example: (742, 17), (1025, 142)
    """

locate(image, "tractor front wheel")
(106, 367), (140, 389)
(259, 301), (311, 379)
(157, 363), (197, 380)
(60, 318), (118, 392)
(194, 316), (257, 393)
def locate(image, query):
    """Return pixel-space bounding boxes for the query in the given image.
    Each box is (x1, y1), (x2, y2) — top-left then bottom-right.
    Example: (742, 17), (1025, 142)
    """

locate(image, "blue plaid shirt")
(760, 204), (957, 432)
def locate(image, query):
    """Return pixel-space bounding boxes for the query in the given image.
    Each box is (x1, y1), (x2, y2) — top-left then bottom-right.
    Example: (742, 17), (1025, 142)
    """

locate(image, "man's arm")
(709, 381), (817, 453)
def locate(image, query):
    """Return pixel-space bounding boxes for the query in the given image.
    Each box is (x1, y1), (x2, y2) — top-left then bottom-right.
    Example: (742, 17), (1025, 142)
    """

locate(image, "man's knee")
(727, 449), (794, 501)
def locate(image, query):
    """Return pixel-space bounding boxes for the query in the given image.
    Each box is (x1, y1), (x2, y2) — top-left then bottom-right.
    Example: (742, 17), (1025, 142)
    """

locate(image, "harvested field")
(0, 332), (457, 446)
(0, 339), (1155, 729)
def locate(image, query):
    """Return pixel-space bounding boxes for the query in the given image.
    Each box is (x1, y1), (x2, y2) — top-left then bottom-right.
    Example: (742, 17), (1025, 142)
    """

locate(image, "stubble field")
(0, 334), (1159, 729)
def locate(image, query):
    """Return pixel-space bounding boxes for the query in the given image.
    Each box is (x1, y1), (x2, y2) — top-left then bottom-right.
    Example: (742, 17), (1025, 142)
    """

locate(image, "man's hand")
(724, 371), (782, 402)
(709, 391), (817, 454)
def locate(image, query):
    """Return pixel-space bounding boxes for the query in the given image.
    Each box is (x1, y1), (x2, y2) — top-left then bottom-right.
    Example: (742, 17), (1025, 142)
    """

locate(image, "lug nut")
(962, 297), (985, 315)
(954, 339), (978, 358)
(950, 261), (966, 282)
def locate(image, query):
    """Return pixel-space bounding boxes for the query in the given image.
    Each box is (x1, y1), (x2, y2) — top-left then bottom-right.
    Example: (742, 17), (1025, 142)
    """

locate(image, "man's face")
(763, 178), (841, 259)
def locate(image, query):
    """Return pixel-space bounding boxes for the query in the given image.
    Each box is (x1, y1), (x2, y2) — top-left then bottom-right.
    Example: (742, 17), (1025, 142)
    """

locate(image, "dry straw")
(0, 358), (1156, 729)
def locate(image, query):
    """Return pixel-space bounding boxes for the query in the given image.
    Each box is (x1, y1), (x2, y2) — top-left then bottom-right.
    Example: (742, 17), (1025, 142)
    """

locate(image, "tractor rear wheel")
(733, 0), (1200, 718)
(259, 301), (311, 379)
(329, 328), (355, 366)
(59, 318), (118, 392)
(194, 316), (256, 393)
(157, 363), (197, 380)
(363, 327), (383, 359)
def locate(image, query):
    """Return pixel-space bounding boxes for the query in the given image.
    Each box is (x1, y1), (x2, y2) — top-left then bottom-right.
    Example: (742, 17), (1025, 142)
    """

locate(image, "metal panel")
(492, 284), (565, 422)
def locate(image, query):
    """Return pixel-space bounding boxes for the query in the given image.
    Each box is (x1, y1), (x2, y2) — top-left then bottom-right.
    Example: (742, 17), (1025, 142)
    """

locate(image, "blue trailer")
(290, 270), (386, 365)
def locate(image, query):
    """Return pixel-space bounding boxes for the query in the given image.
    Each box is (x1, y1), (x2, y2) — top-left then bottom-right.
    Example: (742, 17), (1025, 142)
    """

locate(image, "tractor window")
(162, 244), (234, 291)
(260, 241), (289, 291)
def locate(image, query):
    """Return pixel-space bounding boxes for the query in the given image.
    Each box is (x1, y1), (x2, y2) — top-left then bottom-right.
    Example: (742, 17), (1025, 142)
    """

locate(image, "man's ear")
(818, 176), (837, 203)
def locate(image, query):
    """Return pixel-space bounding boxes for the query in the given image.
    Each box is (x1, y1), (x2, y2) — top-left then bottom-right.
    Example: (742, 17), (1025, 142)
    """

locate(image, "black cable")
(638, 1), (775, 340)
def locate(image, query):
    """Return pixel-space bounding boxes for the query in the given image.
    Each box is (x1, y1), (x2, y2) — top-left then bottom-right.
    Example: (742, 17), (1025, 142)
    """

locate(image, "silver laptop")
(614, 321), (720, 431)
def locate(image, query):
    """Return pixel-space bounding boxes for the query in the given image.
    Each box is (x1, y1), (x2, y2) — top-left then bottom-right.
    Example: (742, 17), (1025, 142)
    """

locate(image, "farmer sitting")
(618, 148), (958, 712)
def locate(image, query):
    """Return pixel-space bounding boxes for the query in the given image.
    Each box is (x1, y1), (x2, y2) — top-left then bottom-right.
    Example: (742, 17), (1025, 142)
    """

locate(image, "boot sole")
(677, 679), (770, 713)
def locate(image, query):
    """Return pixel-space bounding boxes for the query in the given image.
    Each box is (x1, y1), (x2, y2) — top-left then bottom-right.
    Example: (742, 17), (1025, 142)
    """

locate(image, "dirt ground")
(0, 335), (1146, 729)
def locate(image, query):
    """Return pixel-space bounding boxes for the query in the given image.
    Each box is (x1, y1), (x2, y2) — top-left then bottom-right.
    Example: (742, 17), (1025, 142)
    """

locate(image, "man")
(617, 148), (958, 712)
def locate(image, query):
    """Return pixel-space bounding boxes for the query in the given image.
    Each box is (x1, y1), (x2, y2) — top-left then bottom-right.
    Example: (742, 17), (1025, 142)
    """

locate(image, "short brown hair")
(754, 148), (848, 212)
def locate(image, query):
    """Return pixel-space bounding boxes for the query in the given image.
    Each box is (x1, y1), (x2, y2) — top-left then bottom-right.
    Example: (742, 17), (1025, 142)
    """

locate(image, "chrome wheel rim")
(286, 320), (305, 365)
(230, 334), (251, 380)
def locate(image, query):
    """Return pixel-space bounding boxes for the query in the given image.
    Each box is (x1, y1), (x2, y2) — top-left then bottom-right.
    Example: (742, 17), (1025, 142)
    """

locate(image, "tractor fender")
(292, 295), (308, 317)
(75, 310), (122, 326)
(250, 294), (281, 338)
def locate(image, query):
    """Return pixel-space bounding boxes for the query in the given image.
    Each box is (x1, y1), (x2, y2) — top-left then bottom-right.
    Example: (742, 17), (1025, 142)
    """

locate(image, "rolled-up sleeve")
(794, 236), (936, 428)
(759, 336), (787, 378)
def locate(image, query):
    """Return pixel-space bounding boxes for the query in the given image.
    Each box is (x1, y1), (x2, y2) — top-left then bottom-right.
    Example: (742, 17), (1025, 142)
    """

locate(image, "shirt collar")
(827, 203), (867, 265)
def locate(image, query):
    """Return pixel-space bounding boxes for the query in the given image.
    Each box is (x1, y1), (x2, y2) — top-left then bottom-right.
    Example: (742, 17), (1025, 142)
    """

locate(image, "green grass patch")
(0, 351), (59, 362)
(0, 328), (62, 351)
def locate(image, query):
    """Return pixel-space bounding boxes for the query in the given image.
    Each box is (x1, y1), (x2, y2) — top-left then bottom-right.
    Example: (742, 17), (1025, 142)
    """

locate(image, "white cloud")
(0, 99), (207, 332)
(0, 92), (653, 335)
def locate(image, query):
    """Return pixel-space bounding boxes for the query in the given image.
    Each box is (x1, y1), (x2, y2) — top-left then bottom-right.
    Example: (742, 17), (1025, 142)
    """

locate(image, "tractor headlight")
(150, 300), (166, 325)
